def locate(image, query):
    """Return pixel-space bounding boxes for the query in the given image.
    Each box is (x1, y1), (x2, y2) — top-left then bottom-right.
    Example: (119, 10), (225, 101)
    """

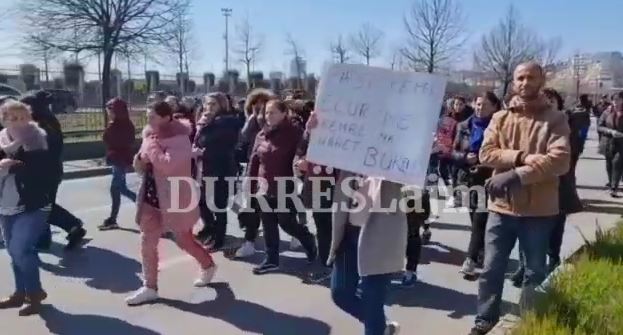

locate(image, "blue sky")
(0, 0), (621, 77)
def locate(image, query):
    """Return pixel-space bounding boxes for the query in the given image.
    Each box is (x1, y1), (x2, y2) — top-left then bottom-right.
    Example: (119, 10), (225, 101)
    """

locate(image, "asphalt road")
(0, 124), (621, 335)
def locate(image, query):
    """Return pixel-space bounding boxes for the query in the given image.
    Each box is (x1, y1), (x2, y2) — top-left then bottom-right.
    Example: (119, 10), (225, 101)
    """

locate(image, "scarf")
(508, 94), (550, 114)
(469, 116), (491, 153)
(0, 122), (48, 154)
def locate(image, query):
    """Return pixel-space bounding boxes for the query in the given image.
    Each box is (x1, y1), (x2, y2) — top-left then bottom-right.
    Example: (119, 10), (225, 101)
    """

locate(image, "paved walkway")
(1, 124), (621, 335)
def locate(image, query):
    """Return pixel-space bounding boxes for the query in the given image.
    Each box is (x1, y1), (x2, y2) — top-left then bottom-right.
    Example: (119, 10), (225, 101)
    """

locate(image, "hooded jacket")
(134, 119), (199, 232)
(20, 91), (64, 180)
(103, 98), (136, 167)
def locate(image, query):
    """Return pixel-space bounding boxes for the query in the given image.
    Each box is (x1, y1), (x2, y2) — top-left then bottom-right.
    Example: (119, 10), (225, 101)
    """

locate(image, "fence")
(59, 108), (148, 142)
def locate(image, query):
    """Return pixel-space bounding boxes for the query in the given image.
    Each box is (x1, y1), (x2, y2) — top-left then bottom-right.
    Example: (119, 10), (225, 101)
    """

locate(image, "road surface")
(0, 125), (621, 335)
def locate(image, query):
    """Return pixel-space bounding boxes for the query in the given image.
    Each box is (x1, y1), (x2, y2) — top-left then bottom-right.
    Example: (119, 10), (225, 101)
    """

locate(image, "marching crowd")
(0, 61), (621, 335)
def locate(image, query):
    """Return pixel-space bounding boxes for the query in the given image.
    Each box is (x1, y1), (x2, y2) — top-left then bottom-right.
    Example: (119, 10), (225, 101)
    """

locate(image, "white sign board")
(307, 64), (447, 186)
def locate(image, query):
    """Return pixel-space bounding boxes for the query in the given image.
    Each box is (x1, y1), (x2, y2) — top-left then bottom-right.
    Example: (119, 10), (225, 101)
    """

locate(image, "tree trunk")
(246, 63), (251, 91)
(502, 80), (511, 100)
(43, 53), (50, 85)
(101, 49), (114, 125)
(179, 52), (185, 95)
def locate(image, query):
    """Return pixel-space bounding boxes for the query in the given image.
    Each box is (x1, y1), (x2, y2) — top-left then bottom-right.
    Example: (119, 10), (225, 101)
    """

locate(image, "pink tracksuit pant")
(139, 204), (214, 289)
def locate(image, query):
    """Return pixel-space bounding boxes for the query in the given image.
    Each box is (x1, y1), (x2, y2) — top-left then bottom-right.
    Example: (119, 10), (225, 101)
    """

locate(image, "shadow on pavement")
(420, 241), (468, 267)
(387, 280), (517, 321)
(582, 198), (623, 216)
(576, 184), (609, 191)
(160, 282), (332, 335)
(387, 280), (477, 319)
(40, 245), (142, 294)
(225, 238), (330, 287)
(429, 221), (472, 232)
(40, 305), (160, 335)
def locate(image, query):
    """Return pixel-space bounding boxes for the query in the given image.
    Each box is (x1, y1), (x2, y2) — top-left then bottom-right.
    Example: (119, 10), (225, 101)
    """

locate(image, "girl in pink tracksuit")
(125, 101), (216, 306)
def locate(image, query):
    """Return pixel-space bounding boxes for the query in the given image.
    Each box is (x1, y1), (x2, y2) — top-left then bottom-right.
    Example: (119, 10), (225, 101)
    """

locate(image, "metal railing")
(59, 109), (148, 142)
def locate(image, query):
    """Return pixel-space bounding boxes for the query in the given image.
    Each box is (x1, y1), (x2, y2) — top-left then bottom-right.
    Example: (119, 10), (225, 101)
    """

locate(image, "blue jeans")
(0, 210), (48, 294)
(110, 164), (136, 220)
(331, 225), (392, 335)
(475, 212), (556, 328)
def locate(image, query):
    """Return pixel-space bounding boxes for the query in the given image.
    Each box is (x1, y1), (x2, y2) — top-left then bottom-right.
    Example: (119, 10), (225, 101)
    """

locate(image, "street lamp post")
(221, 8), (232, 73)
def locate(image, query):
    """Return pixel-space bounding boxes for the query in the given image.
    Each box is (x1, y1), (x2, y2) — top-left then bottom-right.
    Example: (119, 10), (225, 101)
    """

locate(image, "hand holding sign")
(307, 64), (447, 187)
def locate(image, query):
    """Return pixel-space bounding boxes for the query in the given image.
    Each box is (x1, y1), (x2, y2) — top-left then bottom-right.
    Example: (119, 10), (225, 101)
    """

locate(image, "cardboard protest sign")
(307, 64), (447, 186)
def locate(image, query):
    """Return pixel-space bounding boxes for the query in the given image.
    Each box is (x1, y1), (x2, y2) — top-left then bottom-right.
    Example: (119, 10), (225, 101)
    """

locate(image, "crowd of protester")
(0, 61), (619, 335)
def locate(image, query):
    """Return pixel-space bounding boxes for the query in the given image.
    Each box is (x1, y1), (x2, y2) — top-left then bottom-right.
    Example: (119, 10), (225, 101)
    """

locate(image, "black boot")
(65, 226), (86, 250)
(508, 267), (524, 288)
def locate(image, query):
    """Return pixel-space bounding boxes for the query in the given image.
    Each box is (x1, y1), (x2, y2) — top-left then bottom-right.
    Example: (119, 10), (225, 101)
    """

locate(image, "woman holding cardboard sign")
(307, 112), (404, 335)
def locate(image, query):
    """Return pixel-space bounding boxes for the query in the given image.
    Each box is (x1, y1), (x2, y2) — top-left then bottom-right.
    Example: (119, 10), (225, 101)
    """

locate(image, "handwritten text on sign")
(307, 64), (447, 186)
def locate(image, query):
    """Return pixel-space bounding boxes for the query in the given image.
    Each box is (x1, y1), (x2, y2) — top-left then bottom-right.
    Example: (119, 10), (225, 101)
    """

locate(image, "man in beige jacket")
(469, 62), (571, 335)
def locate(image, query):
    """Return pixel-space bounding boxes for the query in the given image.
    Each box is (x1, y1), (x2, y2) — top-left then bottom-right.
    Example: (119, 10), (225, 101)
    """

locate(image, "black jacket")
(195, 114), (241, 177)
(450, 116), (493, 187)
(9, 148), (56, 212)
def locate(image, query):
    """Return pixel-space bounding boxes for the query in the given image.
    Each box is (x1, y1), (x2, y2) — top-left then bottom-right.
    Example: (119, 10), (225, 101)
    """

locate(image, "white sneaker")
(385, 321), (401, 335)
(125, 287), (159, 306)
(460, 258), (476, 276)
(193, 265), (218, 287)
(235, 241), (256, 258)
(290, 237), (302, 250)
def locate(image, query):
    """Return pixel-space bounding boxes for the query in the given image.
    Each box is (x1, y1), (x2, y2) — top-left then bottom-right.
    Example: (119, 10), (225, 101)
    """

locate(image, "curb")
(62, 166), (137, 180)
(489, 314), (520, 335)
(63, 167), (112, 180)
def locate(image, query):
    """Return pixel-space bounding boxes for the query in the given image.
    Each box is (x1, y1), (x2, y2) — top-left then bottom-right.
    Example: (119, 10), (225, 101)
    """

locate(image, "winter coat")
(195, 114), (240, 177)
(479, 95), (571, 217)
(451, 116), (494, 210)
(328, 171), (408, 276)
(248, 118), (302, 196)
(134, 119), (199, 233)
(558, 109), (584, 215)
(451, 116), (494, 187)
(568, 106), (591, 157)
(103, 98), (136, 167)
(239, 114), (263, 161)
(21, 92), (64, 180)
(0, 127), (55, 214)
(597, 106), (623, 158)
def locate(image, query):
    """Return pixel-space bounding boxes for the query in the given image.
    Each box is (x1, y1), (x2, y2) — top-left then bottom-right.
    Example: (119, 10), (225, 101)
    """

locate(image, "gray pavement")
(1, 124), (622, 335)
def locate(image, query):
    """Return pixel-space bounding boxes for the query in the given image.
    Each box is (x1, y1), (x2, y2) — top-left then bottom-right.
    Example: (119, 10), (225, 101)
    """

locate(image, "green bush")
(542, 258), (623, 335)
(512, 222), (623, 335)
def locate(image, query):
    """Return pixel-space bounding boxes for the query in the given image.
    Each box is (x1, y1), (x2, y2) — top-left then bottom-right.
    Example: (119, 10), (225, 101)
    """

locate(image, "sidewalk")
(63, 158), (112, 179)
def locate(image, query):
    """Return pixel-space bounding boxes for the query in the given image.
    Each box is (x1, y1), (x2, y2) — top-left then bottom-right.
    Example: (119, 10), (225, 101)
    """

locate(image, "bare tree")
(473, 5), (543, 97)
(22, 31), (60, 84)
(20, 0), (186, 120)
(161, 0), (193, 94)
(389, 47), (407, 71)
(349, 23), (384, 66)
(401, 0), (466, 73)
(330, 35), (350, 64)
(286, 34), (305, 90)
(234, 17), (263, 89)
(538, 36), (563, 71)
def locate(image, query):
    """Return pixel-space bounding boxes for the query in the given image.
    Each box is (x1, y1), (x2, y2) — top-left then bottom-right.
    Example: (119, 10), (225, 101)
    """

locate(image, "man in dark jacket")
(21, 91), (86, 250)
